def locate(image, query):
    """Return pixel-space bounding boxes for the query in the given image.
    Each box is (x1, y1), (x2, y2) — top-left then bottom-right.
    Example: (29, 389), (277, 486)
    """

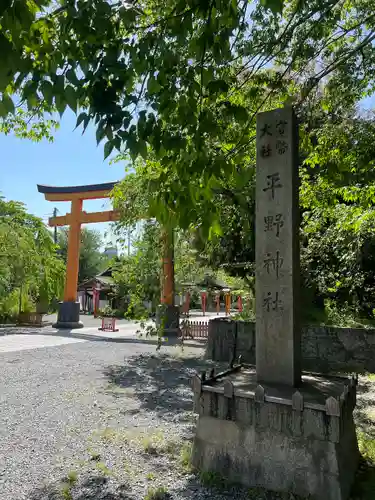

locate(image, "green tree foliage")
(1, 0), (374, 231)
(193, 184), (255, 283)
(57, 227), (108, 283)
(174, 231), (208, 289)
(195, 102), (375, 319)
(0, 107), (59, 142)
(301, 108), (375, 215)
(301, 205), (375, 321)
(112, 221), (213, 317)
(112, 84), (375, 319)
(299, 107), (375, 319)
(113, 221), (162, 318)
(0, 196), (65, 320)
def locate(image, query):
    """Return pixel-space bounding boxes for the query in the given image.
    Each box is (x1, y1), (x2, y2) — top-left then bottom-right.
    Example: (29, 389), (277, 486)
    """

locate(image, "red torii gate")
(38, 182), (178, 331)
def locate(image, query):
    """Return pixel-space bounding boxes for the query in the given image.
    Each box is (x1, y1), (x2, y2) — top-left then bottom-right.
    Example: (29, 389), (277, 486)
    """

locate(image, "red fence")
(180, 320), (209, 339)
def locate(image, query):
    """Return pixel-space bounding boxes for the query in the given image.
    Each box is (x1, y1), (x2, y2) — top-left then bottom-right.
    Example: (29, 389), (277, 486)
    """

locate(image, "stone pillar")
(255, 107), (301, 386)
(192, 106), (358, 500)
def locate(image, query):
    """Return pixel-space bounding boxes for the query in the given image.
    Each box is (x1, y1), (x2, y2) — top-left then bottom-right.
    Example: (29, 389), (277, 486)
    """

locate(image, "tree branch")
(298, 30), (375, 104)
(134, 6), (197, 31)
(199, 1), (214, 117)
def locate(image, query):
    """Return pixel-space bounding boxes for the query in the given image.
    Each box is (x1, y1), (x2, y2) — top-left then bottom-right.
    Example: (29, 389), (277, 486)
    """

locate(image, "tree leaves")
(112, 221), (162, 317)
(0, 106), (58, 142)
(96, 125), (106, 145)
(0, 101), (7, 118)
(66, 68), (79, 86)
(207, 79), (229, 95)
(41, 80), (53, 106)
(1, 0), (375, 236)
(138, 139), (148, 159)
(147, 76), (161, 95)
(104, 140), (114, 159)
(0, 197), (65, 320)
(55, 94), (66, 117)
(76, 112), (90, 132)
(260, 0), (283, 14)
(2, 94), (14, 114)
(65, 85), (77, 113)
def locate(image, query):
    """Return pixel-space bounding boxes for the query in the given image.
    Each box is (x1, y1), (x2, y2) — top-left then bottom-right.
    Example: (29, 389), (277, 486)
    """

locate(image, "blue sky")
(0, 109), (127, 245)
(360, 94), (374, 112)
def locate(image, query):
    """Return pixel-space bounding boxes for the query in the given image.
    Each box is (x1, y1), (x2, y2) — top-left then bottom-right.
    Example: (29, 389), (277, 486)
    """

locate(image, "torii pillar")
(157, 227), (180, 335)
(37, 182), (120, 329)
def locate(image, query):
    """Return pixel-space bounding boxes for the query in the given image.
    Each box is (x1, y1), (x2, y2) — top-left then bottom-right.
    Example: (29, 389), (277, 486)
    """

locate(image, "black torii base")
(53, 301), (84, 329)
(155, 304), (180, 336)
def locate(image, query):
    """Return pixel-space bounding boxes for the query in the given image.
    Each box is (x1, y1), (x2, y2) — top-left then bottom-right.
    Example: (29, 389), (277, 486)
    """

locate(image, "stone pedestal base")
(53, 301), (83, 329)
(156, 304), (180, 336)
(191, 367), (359, 500)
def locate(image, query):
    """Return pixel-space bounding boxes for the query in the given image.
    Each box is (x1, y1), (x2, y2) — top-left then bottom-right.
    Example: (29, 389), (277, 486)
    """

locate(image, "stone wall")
(206, 317), (375, 373)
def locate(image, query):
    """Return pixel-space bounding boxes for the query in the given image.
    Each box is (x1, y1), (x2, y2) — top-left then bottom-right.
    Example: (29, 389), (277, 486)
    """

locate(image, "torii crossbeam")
(38, 182), (120, 328)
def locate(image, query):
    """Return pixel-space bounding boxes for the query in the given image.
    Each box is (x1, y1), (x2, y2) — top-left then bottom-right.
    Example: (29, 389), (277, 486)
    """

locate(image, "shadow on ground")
(29, 474), (134, 500)
(351, 457), (375, 500)
(27, 469), (336, 500)
(26, 469), (295, 500)
(29, 358), (375, 500)
(1, 327), (207, 349)
(26, 472), (236, 500)
(25, 449), (375, 500)
(103, 352), (226, 419)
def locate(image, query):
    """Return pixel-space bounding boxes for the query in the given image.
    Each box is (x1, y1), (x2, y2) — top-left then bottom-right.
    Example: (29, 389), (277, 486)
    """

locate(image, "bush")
(124, 300), (149, 320)
(98, 305), (115, 317)
(111, 308), (128, 318)
(0, 288), (35, 323)
(234, 308), (255, 321)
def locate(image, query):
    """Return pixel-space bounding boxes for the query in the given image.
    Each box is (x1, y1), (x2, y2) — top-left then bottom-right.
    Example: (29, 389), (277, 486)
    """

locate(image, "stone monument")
(256, 108), (300, 386)
(191, 107), (359, 499)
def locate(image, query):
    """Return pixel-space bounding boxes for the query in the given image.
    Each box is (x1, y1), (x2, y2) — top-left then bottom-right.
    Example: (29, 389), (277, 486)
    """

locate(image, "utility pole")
(53, 207), (57, 244)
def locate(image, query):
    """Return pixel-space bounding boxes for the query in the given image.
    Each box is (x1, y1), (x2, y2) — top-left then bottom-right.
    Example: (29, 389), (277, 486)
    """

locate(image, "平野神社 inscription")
(263, 172), (282, 200)
(263, 291), (283, 312)
(264, 214), (284, 236)
(256, 107), (301, 386)
(263, 251), (283, 279)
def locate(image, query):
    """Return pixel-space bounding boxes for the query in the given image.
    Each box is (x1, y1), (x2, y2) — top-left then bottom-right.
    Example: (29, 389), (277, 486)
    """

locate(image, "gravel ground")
(1, 336), (375, 500)
(355, 374), (375, 437)
(0, 337), (253, 500)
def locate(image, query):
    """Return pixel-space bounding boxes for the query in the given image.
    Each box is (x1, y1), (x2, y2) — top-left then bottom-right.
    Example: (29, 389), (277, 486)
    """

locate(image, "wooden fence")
(18, 312), (44, 326)
(180, 320), (209, 339)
